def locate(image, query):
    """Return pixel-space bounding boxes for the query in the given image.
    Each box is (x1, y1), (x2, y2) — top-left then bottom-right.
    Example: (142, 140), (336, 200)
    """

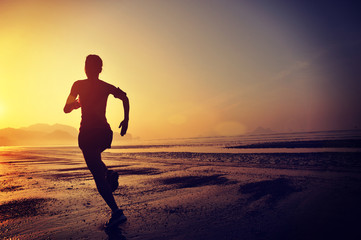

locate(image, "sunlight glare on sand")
(0, 163), (4, 176)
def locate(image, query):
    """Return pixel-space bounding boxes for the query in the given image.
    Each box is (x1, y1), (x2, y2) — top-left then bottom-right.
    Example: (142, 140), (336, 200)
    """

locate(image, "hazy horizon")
(1, 122), (360, 145)
(1, 1), (360, 139)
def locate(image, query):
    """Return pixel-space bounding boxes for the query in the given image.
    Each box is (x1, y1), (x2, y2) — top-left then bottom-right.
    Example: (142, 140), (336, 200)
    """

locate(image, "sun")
(0, 102), (4, 116)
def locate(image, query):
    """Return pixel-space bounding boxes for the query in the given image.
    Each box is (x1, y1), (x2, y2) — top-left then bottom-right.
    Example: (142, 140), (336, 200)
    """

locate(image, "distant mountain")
(249, 127), (274, 135)
(20, 123), (78, 136)
(0, 124), (78, 146)
(0, 123), (133, 146)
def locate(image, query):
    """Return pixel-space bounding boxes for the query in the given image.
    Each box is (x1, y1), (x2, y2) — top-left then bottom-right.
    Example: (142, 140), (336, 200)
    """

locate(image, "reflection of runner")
(64, 55), (130, 228)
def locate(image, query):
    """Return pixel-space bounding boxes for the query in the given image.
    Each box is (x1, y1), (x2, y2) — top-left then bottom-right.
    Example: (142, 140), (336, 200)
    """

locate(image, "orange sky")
(0, 0), (359, 139)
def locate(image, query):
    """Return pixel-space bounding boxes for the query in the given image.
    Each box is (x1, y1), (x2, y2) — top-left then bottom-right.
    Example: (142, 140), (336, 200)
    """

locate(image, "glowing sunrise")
(1, 1), (361, 239)
(1, 0), (360, 139)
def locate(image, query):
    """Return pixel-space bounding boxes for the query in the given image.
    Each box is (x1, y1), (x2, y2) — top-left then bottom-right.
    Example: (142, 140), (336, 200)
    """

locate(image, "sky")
(0, 0), (360, 139)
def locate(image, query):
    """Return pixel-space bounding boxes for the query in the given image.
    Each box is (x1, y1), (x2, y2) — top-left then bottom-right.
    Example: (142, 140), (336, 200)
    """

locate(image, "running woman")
(64, 54), (129, 228)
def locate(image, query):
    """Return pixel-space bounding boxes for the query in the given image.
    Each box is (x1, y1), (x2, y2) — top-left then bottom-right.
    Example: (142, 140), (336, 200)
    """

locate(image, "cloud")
(271, 61), (310, 82)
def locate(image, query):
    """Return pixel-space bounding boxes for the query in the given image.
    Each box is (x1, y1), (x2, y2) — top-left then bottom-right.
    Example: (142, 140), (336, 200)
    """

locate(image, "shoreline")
(228, 139), (361, 149)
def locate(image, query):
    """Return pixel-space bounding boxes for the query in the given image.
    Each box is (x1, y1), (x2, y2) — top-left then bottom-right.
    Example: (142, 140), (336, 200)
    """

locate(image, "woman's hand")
(119, 119), (129, 136)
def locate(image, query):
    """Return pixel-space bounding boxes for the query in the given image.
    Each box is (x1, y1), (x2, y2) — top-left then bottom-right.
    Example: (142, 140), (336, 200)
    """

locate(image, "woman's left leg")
(82, 149), (119, 213)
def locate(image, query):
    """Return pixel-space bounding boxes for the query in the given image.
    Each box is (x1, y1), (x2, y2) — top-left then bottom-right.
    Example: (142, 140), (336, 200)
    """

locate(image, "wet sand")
(1, 147), (361, 239)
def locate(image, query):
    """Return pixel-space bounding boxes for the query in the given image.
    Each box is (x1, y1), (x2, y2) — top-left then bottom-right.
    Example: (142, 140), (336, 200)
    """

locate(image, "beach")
(1, 133), (361, 239)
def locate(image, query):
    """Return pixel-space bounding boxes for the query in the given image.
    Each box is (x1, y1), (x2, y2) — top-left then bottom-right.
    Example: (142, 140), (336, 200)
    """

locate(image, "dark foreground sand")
(1, 147), (361, 239)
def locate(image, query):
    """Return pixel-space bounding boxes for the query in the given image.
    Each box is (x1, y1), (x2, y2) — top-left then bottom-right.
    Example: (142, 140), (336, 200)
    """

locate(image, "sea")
(1, 129), (361, 173)
(109, 129), (361, 154)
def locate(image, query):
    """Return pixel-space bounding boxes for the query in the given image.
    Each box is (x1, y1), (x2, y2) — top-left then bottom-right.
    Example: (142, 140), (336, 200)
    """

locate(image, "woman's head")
(85, 54), (103, 78)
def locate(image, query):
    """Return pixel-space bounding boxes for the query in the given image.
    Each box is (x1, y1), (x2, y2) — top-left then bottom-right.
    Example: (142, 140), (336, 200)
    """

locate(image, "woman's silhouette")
(64, 55), (129, 228)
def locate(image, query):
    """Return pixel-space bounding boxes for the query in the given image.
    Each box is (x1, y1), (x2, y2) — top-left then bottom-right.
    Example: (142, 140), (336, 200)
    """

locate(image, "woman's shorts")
(78, 128), (113, 152)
